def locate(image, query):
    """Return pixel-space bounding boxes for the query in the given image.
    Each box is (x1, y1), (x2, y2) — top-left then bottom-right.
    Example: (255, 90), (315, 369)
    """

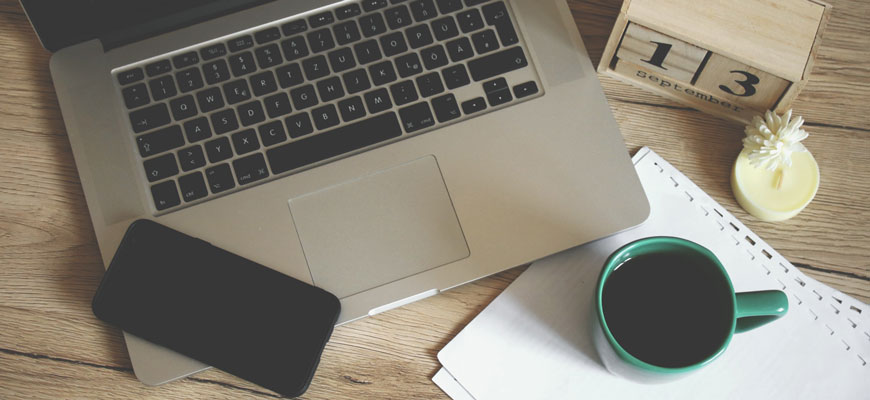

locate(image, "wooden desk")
(1, 0), (867, 398)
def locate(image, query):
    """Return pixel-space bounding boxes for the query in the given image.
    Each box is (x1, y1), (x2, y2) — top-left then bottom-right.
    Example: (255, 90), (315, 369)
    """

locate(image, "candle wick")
(775, 168), (784, 190)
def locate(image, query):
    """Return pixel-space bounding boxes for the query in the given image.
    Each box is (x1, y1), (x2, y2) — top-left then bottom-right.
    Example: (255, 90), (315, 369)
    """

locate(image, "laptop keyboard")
(116, 0), (542, 213)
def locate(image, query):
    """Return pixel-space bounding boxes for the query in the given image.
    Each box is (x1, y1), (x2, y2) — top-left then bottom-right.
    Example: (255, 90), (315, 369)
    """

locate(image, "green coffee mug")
(592, 237), (788, 383)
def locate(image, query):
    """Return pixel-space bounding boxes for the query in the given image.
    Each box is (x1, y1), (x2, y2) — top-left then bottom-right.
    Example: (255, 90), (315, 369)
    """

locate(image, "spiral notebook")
(433, 147), (869, 399)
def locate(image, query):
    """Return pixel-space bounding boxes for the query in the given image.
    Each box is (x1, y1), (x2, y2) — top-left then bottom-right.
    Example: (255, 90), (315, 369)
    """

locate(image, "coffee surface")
(602, 251), (733, 368)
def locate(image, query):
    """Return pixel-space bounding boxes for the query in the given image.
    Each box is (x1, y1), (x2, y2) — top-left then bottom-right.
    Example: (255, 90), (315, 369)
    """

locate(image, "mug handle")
(734, 290), (789, 333)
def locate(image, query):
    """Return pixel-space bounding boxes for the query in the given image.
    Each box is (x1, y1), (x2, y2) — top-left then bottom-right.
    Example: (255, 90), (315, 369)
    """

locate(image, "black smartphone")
(92, 219), (340, 397)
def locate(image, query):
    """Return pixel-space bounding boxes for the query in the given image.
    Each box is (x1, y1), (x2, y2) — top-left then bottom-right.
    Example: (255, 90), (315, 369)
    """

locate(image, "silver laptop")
(25, 0), (649, 386)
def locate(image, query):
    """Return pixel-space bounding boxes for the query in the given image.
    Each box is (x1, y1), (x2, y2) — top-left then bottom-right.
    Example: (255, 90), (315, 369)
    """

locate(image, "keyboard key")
(170, 95), (198, 120)
(354, 40), (383, 64)
(445, 37), (473, 62)
(136, 125), (184, 158)
(435, 0), (463, 14)
(178, 145), (206, 172)
(205, 137), (233, 163)
(359, 13), (387, 37)
(223, 79), (251, 104)
(263, 92), (293, 118)
(365, 88), (393, 114)
(311, 104), (341, 130)
(431, 93), (461, 122)
(343, 69), (372, 94)
(472, 29), (499, 54)
(328, 47), (356, 73)
(179, 172), (208, 202)
(380, 32), (408, 57)
(211, 109), (239, 134)
(145, 59), (172, 77)
(250, 71), (278, 96)
(464, 0), (490, 6)
(143, 153), (179, 182)
(395, 53), (423, 78)
(406, 24), (434, 48)
(228, 35), (254, 52)
(229, 51), (257, 76)
(176, 68), (204, 93)
(281, 36), (310, 61)
(254, 27), (281, 44)
(234, 153), (270, 185)
(290, 84), (319, 110)
(309, 11), (334, 28)
(514, 81), (538, 98)
(237, 101), (266, 126)
(461, 96), (487, 114)
(201, 43), (227, 60)
(415, 72), (445, 97)
(317, 77), (345, 102)
(457, 9), (484, 33)
(399, 102), (435, 133)
(276, 63), (305, 88)
(421, 45), (448, 70)
(302, 55), (330, 80)
(442, 64), (470, 89)
(390, 80), (419, 105)
(183, 117), (212, 142)
(483, 1), (518, 46)
(338, 96), (366, 122)
(197, 87), (225, 112)
(117, 68), (144, 85)
(267, 112), (402, 174)
(467, 46), (527, 81)
(285, 113), (314, 138)
(172, 52), (199, 69)
(255, 44), (282, 69)
(129, 103), (171, 133)
(333, 21), (362, 45)
(336, 3), (362, 20)
(362, 0), (389, 12)
(122, 83), (150, 109)
(202, 59), (231, 85)
(385, 5), (413, 29)
(231, 128), (260, 154)
(410, 0), (438, 21)
(151, 180), (180, 210)
(307, 28), (335, 53)
(484, 77), (512, 106)
(431, 16), (459, 41)
(258, 120), (288, 146)
(149, 76), (177, 101)
(370, 61), (398, 86)
(281, 19), (308, 36)
(205, 163), (235, 193)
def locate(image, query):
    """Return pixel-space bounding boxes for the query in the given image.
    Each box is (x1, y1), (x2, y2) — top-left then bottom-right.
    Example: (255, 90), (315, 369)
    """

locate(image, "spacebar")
(267, 112), (402, 174)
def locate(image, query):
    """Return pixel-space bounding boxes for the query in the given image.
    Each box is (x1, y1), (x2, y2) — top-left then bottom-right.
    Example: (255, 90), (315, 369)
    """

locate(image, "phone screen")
(92, 220), (340, 397)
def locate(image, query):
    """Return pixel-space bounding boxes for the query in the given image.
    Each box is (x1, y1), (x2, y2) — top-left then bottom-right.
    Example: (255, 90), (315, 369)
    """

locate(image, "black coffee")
(602, 250), (733, 368)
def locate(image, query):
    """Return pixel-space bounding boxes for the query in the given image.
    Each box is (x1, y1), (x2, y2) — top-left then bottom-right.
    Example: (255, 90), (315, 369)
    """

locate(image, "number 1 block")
(616, 23), (709, 84)
(693, 53), (791, 111)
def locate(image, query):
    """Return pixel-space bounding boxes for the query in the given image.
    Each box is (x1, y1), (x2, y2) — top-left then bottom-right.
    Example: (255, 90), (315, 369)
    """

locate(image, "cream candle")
(730, 110), (820, 222)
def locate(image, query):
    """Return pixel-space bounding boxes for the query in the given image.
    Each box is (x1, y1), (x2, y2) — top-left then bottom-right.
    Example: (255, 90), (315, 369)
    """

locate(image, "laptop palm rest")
(288, 156), (470, 299)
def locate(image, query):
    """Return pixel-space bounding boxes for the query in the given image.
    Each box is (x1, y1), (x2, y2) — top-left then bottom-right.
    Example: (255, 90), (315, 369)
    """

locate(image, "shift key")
(467, 46), (528, 82)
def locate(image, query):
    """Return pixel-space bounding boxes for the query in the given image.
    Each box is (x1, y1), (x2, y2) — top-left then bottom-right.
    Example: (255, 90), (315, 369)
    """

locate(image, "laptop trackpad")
(289, 156), (469, 299)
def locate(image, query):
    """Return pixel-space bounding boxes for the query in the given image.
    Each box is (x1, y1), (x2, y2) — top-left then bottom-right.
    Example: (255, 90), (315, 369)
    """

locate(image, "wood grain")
(0, 0), (867, 398)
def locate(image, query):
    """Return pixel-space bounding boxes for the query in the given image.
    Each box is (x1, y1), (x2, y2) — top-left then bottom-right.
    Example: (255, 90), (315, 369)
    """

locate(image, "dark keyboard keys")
(410, 0), (439, 22)
(205, 137), (233, 163)
(343, 69), (372, 94)
(302, 55), (330, 80)
(390, 80), (419, 105)
(311, 104), (341, 130)
(431, 17), (459, 41)
(267, 112), (402, 174)
(464, 0), (490, 6)
(136, 125), (184, 158)
(328, 48), (356, 73)
(176, 68), (204, 93)
(406, 24), (434, 48)
(365, 88), (393, 114)
(145, 59), (172, 77)
(309, 11), (335, 28)
(483, 1), (518, 46)
(445, 37), (474, 62)
(276, 63), (305, 88)
(179, 172), (208, 202)
(457, 9), (484, 33)
(461, 96), (487, 114)
(282, 19), (308, 36)
(514, 80), (538, 98)
(149, 76), (177, 101)
(336, 3), (362, 20)
(238, 101), (266, 126)
(172, 52), (199, 68)
(307, 28), (335, 53)
(381, 32), (409, 57)
(205, 163), (235, 193)
(333, 21), (362, 45)
(250, 71), (278, 96)
(130, 103), (171, 133)
(436, 0), (463, 14)
(290, 84), (319, 110)
(385, 5), (413, 29)
(285, 113), (314, 138)
(122, 83), (150, 109)
(178, 145), (206, 172)
(483, 77), (512, 106)
(281, 36), (310, 61)
(201, 43), (227, 60)
(197, 87), (225, 113)
(359, 13), (388, 37)
(231, 129), (260, 154)
(211, 109), (239, 134)
(255, 27), (281, 44)
(183, 117), (212, 142)
(421, 45), (449, 70)
(264, 92), (293, 118)
(396, 53), (423, 77)
(202, 59), (231, 85)
(143, 153), (179, 182)
(472, 29), (500, 54)
(442, 64), (470, 89)
(415, 72), (445, 97)
(399, 102), (436, 133)
(431, 93), (461, 122)
(354, 40), (383, 64)
(151, 180), (180, 210)
(169, 95), (198, 120)
(317, 77), (345, 102)
(228, 35), (254, 52)
(118, 68), (144, 85)
(255, 44), (282, 69)
(338, 96), (366, 121)
(362, 0), (389, 12)
(467, 46), (528, 81)
(370, 61), (398, 86)
(234, 153), (270, 185)
(223, 79), (251, 104)
(258, 120), (288, 146)
(229, 51), (257, 76)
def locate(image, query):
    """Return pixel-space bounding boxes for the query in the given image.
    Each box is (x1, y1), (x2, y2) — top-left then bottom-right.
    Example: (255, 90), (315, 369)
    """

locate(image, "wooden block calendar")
(598, 0), (831, 124)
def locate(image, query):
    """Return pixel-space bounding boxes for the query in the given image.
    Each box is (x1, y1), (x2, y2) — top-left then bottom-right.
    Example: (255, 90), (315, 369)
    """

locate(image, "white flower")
(743, 109), (809, 171)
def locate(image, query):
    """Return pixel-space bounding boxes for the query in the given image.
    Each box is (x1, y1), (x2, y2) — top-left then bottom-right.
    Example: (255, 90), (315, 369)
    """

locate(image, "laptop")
(24, 0), (649, 386)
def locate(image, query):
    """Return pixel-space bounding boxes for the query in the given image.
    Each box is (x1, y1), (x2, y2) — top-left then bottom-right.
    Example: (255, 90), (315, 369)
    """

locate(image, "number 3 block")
(694, 53), (791, 110)
(616, 23), (709, 84)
